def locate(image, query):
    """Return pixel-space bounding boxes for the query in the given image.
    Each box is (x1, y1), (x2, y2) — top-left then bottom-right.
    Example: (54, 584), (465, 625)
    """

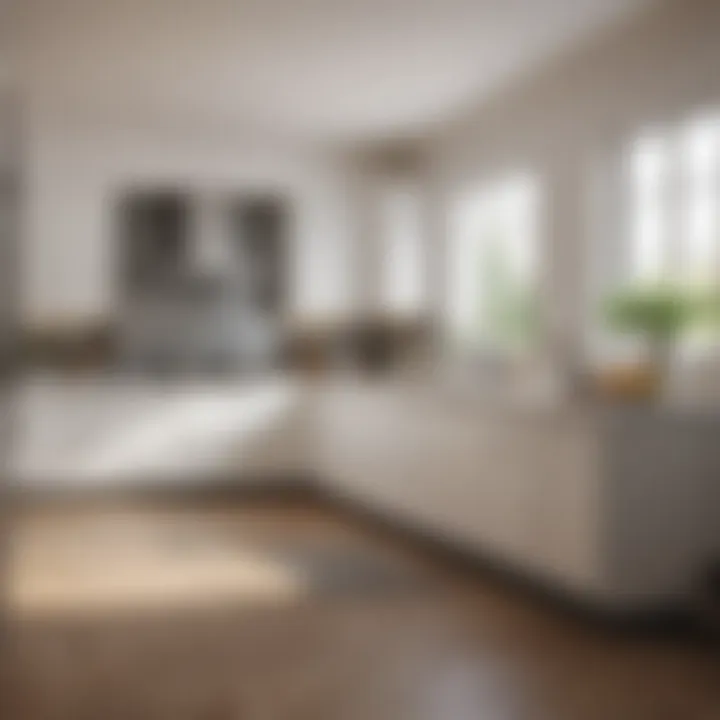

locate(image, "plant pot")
(596, 361), (664, 402)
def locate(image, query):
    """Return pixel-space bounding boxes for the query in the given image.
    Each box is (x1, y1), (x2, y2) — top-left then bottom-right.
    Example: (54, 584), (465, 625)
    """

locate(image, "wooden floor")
(4, 497), (720, 719)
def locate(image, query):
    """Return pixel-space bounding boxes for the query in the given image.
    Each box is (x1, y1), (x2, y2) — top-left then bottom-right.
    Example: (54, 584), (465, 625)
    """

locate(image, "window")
(448, 173), (541, 355)
(379, 183), (424, 317)
(616, 112), (720, 353)
(626, 113), (720, 286)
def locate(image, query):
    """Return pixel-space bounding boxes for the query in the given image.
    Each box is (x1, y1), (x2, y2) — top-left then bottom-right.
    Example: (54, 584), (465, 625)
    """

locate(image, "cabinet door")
(400, 406), (529, 561)
(531, 420), (602, 591)
(315, 385), (408, 503)
(403, 408), (601, 591)
(400, 404), (480, 536)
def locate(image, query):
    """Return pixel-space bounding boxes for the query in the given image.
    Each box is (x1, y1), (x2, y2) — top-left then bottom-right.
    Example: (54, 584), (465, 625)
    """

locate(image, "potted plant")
(601, 284), (718, 400)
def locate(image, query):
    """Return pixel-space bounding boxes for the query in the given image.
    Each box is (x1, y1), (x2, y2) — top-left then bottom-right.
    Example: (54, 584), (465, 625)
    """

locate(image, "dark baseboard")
(11, 474), (321, 513)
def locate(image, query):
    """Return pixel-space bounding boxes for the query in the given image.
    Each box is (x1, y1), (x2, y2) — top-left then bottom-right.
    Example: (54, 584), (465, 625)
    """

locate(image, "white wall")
(426, 0), (720, 361)
(21, 110), (358, 329)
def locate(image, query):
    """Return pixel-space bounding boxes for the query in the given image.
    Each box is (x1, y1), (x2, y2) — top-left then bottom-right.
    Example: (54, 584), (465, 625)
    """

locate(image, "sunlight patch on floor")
(10, 550), (308, 618)
(10, 511), (310, 618)
(8, 502), (435, 619)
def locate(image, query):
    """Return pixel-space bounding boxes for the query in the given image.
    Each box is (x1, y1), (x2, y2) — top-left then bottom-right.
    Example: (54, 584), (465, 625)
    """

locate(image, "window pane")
(448, 191), (486, 345)
(448, 173), (540, 354)
(629, 134), (671, 283)
(681, 115), (720, 285)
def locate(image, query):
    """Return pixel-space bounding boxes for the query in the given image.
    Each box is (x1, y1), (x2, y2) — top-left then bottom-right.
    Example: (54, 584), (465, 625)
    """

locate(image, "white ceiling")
(11, 0), (655, 143)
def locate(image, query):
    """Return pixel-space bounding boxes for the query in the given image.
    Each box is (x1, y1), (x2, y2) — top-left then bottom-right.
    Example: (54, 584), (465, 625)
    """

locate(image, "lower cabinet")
(315, 383), (604, 599)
